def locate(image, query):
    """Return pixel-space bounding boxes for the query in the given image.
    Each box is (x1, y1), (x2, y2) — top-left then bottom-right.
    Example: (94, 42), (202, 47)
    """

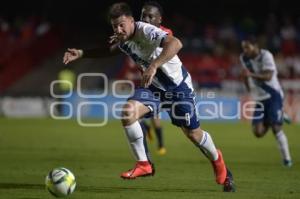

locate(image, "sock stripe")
(198, 131), (218, 161)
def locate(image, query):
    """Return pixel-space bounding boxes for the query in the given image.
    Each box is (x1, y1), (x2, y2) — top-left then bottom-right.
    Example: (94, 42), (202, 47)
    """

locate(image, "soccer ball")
(45, 167), (76, 197)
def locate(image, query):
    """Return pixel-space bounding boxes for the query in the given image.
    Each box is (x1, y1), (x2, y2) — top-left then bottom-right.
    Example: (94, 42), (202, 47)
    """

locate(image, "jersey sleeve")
(166, 28), (173, 36)
(140, 22), (168, 48)
(160, 26), (173, 36)
(262, 51), (276, 71)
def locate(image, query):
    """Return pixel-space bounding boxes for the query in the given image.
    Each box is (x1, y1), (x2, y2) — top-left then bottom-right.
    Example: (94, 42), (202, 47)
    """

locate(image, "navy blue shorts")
(128, 78), (200, 130)
(252, 96), (283, 126)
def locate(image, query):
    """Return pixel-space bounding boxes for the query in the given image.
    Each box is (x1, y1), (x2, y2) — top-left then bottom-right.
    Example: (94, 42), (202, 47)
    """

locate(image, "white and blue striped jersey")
(240, 49), (284, 100)
(118, 21), (189, 91)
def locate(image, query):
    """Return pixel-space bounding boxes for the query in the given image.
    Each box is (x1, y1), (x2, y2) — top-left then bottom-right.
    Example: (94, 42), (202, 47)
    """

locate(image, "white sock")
(199, 131), (219, 161)
(275, 130), (292, 161)
(124, 121), (148, 161)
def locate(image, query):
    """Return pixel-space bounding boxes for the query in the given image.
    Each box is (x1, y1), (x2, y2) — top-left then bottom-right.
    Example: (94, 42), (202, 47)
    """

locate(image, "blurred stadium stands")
(1, 0), (300, 121)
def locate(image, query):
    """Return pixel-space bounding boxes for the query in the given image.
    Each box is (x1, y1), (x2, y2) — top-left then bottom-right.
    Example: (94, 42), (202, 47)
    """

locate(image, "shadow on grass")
(0, 183), (44, 190)
(0, 182), (216, 193)
(78, 185), (217, 193)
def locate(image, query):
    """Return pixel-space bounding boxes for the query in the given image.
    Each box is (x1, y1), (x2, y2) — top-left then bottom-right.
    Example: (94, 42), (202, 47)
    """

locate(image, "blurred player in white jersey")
(63, 2), (235, 191)
(240, 36), (292, 167)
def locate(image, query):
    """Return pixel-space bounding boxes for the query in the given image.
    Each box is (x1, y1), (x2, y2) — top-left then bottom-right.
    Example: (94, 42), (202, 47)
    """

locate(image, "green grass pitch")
(0, 118), (299, 199)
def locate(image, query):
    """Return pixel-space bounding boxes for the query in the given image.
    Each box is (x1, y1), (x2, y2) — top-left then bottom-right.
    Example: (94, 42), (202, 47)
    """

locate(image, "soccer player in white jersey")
(240, 36), (292, 167)
(63, 2), (235, 191)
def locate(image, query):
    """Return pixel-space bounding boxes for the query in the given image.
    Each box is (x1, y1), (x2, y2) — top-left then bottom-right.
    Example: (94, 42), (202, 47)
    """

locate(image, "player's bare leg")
(120, 100), (155, 179)
(181, 127), (235, 192)
(121, 100), (150, 126)
(140, 120), (153, 142)
(151, 117), (166, 155)
(252, 122), (269, 138)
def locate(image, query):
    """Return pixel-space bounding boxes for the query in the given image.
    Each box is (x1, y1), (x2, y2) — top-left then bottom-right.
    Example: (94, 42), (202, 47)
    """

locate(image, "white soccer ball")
(45, 167), (76, 197)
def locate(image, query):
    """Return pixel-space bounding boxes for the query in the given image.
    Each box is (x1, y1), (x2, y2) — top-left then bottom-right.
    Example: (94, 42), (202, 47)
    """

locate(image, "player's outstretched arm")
(243, 76), (250, 92)
(63, 48), (83, 64)
(248, 70), (273, 81)
(63, 36), (121, 65)
(81, 45), (120, 58)
(241, 68), (251, 91)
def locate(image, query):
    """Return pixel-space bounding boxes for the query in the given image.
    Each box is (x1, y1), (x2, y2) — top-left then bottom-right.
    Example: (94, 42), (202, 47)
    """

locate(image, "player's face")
(241, 41), (256, 58)
(111, 15), (135, 42)
(140, 6), (162, 27)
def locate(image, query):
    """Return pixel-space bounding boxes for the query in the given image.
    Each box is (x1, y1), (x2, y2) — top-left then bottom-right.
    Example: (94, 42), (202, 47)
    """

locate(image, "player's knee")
(253, 126), (266, 138)
(184, 128), (203, 143)
(121, 103), (137, 125)
(253, 131), (264, 138)
(271, 124), (282, 134)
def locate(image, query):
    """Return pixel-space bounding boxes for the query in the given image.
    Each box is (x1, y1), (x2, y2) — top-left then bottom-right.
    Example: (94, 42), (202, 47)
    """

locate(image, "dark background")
(2, 0), (300, 94)
(2, 0), (300, 29)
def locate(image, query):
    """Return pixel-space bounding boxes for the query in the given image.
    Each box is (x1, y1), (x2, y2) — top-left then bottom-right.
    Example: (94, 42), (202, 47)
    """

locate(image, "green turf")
(0, 118), (299, 199)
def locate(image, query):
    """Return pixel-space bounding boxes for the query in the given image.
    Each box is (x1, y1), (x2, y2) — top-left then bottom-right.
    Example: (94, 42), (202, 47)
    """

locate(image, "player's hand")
(109, 34), (119, 44)
(141, 64), (157, 88)
(63, 48), (83, 65)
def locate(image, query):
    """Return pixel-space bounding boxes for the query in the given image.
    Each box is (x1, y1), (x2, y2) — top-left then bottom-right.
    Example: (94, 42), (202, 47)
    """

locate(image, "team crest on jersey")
(150, 31), (160, 41)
